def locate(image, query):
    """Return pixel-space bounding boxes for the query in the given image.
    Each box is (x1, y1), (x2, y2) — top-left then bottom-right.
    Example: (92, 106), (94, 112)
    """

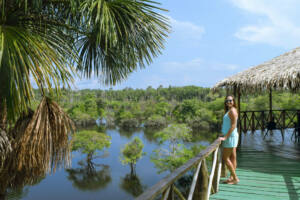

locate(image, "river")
(3, 127), (212, 200)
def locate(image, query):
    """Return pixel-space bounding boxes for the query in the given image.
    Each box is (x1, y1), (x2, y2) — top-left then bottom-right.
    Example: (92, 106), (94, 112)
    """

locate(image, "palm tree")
(0, 0), (169, 171)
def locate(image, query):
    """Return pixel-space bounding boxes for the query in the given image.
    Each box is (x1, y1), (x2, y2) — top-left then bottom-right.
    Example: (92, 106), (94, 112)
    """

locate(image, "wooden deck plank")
(210, 149), (300, 200)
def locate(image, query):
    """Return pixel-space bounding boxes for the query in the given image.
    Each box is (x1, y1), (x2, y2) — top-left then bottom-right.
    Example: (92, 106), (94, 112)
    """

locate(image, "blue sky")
(75, 0), (300, 90)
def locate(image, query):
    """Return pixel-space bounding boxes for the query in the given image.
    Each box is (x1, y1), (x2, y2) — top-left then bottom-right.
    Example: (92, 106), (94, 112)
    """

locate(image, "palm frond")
(11, 97), (75, 173)
(0, 129), (12, 167)
(0, 25), (76, 121)
(77, 0), (170, 85)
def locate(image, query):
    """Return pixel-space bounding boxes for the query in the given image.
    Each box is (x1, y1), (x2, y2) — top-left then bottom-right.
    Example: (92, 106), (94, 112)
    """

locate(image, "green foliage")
(151, 124), (199, 173)
(120, 137), (145, 166)
(72, 130), (111, 157)
(172, 100), (202, 123)
(154, 102), (171, 117)
(151, 143), (206, 173)
(155, 124), (192, 146)
(144, 114), (166, 128)
(0, 0), (169, 122)
(36, 86), (300, 132)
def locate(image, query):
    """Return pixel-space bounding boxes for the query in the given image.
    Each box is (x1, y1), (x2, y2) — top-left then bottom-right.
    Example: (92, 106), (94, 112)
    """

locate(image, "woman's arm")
(224, 108), (238, 139)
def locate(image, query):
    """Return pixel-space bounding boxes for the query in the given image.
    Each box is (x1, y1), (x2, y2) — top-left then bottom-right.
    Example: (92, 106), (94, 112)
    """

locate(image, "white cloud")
(230, 0), (300, 48)
(162, 58), (238, 72)
(167, 16), (205, 42)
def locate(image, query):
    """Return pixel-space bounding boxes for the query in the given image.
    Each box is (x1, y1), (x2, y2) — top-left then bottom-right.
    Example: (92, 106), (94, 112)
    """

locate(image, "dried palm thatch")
(10, 97), (75, 174)
(0, 129), (12, 166)
(213, 47), (300, 93)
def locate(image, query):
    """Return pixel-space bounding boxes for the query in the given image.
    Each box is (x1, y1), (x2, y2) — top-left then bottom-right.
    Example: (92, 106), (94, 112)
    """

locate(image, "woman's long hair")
(224, 95), (237, 113)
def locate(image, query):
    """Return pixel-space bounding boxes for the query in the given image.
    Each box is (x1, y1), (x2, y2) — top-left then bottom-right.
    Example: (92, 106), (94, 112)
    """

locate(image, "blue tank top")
(221, 111), (238, 136)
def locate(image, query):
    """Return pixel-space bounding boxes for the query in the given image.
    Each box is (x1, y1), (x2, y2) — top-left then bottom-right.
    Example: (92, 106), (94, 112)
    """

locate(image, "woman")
(219, 95), (239, 184)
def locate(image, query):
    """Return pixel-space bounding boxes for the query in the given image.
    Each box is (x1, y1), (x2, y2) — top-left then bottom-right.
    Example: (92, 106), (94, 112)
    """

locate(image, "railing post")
(212, 148), (222, 194)
(188, 161), (202, 200)
(243, 112), (247, 133)
(297, 111), (300, 142)
(282, 110), (286, 129)
(261, 111), (265, 131)
(162, 187), (171, 200)
(193, 159), (209, 200)
(251, 111), (255, 133)
(135, 139), (222, 200)
(207, 148), (219, 199)
(167, 185), (174, 200)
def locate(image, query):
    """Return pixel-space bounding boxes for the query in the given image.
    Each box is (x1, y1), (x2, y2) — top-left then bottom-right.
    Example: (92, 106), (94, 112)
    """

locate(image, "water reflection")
(190, 130), (218, 143)
(118, 127), (142, 138)
(143, 127), (162, 143)
(120, 173), (146, 197)
(66, 161), (111, 191)
(4, 187), (28, 200)
(0, 156), (46, 200)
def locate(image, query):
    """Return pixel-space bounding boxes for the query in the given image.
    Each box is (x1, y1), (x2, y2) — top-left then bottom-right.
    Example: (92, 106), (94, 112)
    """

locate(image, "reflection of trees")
(143, 127), (162, 143)
(120, 173), (146, 197)
(190, 130), (218, 143)
(0, 155), (46, 200)
(4, 186), (29, 200)
(118, 127), (142, 138)
(66, 161), (111, 191)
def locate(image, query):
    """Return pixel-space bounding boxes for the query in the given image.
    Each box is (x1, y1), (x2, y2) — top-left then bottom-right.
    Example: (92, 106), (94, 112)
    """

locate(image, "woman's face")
(225, 96), (234, 108)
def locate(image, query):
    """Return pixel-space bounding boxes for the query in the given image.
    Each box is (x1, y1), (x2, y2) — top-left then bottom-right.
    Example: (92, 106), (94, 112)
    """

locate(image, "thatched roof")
(213, 47), (300, 93)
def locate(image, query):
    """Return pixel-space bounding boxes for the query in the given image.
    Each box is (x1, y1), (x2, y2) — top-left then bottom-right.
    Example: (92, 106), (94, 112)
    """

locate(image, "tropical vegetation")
(0, 0), (169, 174)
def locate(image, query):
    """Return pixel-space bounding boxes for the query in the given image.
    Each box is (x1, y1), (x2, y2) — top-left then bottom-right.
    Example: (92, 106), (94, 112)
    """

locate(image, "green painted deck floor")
(211, 149), (300, 200)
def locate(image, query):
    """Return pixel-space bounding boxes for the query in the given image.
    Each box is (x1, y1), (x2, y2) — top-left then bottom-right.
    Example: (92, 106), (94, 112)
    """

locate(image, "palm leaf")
(0, 25), (76, 121)
(77, 0), (170, 84)
(11, 97), (75, 173)
(0, 129), (12, 167)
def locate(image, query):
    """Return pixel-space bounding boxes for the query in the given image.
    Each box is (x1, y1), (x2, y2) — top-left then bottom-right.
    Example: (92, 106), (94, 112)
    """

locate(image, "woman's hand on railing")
(218, 136), (226, 141)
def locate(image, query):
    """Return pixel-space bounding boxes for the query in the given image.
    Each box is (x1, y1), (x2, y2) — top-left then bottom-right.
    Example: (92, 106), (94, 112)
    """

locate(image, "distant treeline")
(31, 86), (300, 130)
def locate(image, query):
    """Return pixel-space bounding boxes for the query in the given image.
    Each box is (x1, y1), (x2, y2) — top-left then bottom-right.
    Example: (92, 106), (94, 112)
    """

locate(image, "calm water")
(4, 127), (211, 200)
(3, 128), (300, 200)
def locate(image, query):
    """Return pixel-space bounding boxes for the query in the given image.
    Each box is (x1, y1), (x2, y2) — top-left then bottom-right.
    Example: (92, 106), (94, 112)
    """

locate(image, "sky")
(75, 0), (300, 90)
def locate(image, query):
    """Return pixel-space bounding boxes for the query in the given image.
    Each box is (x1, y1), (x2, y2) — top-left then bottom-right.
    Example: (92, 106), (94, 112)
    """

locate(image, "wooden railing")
(136, 139), (222, 200)
(239, 109), (300, 133)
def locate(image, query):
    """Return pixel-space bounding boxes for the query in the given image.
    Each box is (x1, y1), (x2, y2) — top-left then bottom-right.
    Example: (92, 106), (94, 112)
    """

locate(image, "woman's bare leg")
(223, 148), (239, 184)
(231, 147), (237, 169)
(228, 147), (237, 181)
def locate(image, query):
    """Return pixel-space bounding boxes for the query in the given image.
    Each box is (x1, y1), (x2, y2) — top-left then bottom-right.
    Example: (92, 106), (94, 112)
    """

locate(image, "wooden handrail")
(239, 109), (300, 133)
(135, 139), (222, 200)
(240, 109), (300, 113)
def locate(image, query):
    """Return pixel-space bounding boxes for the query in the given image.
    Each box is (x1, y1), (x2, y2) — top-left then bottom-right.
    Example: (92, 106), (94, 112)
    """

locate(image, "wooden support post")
(237, 89), (242, 148)
(251, 112), (255, 133)
(173, 186), (186, 200)
(167, 185), (174, 200)
(269, 88), (273, 121)
(188, 161), (202, 200)
(207, 148), (219, 199)
(261, 111), (265, 131)
(193, 159), (209, 200)
(162, 187), (171, 200)
(243, 112), (247, 133)
(212, 148), (222, 194)
(297, 111), (300, 142)
(233, 85), (237, 99)
(283, 110), (286, 129)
